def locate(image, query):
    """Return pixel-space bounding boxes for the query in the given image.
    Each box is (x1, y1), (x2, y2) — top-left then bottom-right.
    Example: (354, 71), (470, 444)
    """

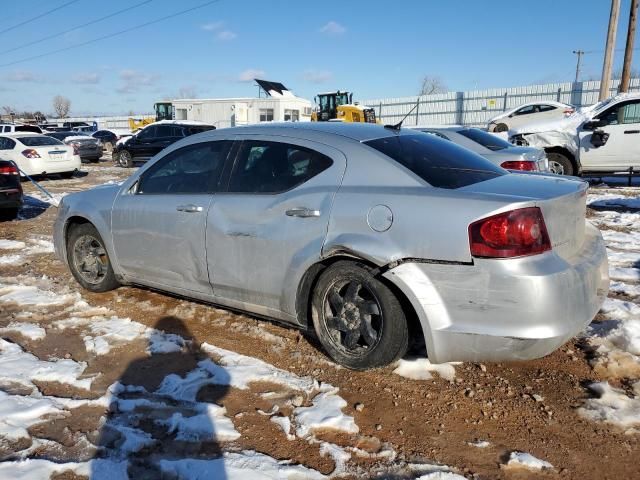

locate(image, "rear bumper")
(383, 222), (609, 363)
(0, 189), (23, 209)
(18, 156), (82, 176)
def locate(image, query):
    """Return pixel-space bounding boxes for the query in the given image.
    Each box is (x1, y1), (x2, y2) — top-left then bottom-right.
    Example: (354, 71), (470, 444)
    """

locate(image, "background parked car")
(412, 126), (549, 172)
(0, 133), (80, 178)
(0, 123), (43, 134)
(46, 131), (103, 163)
(92, 129), (132, 153)
(487, 101), (574, 132)
(113, 121), (215, 167)
(0, 159), (23, 220)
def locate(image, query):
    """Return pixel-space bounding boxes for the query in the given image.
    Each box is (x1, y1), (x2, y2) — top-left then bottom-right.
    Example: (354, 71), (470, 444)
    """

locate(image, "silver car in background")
(412, 126), (549, 172)
(53, 123), (608, 370)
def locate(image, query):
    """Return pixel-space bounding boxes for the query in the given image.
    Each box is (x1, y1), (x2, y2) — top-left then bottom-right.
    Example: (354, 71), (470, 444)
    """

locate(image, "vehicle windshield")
(364, 134), (505, 189)
(457, 128), (513, 151)
(19, 136), (63, 146)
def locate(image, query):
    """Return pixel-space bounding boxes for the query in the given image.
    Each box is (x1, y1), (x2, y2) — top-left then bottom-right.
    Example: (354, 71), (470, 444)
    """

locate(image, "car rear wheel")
(547, 152), (574, 176)
(311, 261), (409, 370)
(117, 150), (134, 168)
(494, 123), (509, 132)
(67, 223), (120, 292)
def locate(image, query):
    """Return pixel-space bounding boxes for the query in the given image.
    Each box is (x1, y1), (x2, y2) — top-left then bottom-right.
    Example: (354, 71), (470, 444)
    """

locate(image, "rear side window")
(0, 137), (16, 150)
(15, 125), (41, 133)
(364, 134), (504, 189)
(457, 128), (513, 151)
(19, 136), (63, 147)
(228, 141), (333, 193)
(538, 104), (557, 112)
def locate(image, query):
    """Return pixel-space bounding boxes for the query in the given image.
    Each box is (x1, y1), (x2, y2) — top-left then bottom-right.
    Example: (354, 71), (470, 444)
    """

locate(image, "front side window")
(514, 105), (536, 115)
(228, 141), (333, 194)
(138, 141), (231, 195)
(18, 136), (63, 147)
(259, 109), (274, 122)
(136, 126), (156, 140)
(598, 100), (640, 125)
(364, 134), (504, 189)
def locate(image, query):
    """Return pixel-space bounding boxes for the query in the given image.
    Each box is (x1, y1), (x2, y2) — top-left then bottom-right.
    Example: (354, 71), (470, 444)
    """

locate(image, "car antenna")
(384, 102), (419, 131)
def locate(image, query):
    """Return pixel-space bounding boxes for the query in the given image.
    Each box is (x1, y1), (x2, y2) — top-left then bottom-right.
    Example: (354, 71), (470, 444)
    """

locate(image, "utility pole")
(620, 0), (639, 92)
(600, 0), (621, 100)
(573, 50), (585, 82)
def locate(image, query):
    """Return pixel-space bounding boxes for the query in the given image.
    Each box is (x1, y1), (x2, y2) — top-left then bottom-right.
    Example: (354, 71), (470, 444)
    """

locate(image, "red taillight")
(0, 165), (18, 175)
(469, 207), (551, 258)
(22, 149), (41, 159)
(563, 109), (574, 115)
(500, 160), (538, 171)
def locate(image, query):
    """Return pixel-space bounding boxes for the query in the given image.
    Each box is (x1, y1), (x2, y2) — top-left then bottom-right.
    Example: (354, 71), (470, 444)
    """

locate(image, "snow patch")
(505, 451), (554, 470)
(579, 381), (640, 430)
(0, 322), (46, 340)
(0, 254), (27, 266)
(0, 282), (78, 306)
(162, 403), (240, 442)
(0, 391), (66, 441)
(393, 357), (457, 381)
(0, 458), (128, 480)
(0, 239), (26, 249)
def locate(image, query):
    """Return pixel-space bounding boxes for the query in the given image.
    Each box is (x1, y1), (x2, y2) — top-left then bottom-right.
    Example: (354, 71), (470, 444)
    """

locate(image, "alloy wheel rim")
(72, 234), (108, 284)
(322, 279), (383, 355)
(119, 151), (130, 167)
(548, 160), (565, 175)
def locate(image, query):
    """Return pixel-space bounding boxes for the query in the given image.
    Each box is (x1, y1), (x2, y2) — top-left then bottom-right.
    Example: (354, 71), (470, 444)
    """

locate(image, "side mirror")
(590, 130), (610, 148)
(583, 119), (604, 131)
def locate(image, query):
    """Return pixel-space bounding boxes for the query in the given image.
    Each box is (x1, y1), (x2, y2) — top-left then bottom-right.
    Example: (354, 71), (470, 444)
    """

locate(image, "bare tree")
(177, 86), (197, 99)
(419, 75), (448, 95)
(2, 105), (15, 115)
(52, 95), (71, 118)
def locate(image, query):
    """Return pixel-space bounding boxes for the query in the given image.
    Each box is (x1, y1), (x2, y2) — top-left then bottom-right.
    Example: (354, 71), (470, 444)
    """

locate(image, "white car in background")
(0, 133), (81, 178)
(487, 101), (574, 132)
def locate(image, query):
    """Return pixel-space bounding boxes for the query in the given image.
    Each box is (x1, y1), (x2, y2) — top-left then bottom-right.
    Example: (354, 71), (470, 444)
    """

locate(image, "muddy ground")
(0, 158), (638, 479)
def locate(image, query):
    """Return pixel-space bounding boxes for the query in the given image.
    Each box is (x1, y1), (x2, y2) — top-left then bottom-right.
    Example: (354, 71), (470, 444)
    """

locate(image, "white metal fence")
(362, 78), (640, 128)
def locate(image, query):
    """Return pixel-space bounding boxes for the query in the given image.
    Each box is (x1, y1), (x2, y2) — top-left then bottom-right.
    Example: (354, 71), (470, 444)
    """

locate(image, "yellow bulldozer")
(311, 91), (377, 123)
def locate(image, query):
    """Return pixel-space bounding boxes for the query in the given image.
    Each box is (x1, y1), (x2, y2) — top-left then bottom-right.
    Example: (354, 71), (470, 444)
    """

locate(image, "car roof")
(210, 122), (419, 142)
(2, 132), (47, 137)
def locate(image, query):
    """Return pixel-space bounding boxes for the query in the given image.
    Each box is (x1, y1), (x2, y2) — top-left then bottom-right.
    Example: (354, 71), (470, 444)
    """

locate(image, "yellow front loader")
(311, 91), (377, 123)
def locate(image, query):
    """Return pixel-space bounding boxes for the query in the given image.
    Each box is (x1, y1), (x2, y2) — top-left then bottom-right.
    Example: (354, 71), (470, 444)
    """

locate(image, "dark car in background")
(0, 160), (23, 220)
(113, 121), (215, 167)
(92, 129), (130, 152)
(46, 131), (103, 163)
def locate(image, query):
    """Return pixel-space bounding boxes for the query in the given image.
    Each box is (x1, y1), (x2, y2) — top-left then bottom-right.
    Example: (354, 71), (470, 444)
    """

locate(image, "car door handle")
(285, 207), (321, 218)
(624, 130), (640, 134)
(176, 204), (203, 213)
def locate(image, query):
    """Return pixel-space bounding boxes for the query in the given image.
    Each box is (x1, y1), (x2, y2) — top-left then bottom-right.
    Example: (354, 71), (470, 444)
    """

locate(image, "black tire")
(494, 123), (509, 133)
(0, 208), (19, 221)
(547, 152), (574, 176)
(311, 261), (409, 370)
(59, 171), (75, 179)
(66, 223), (120, 292)
(117, 150), (134, 168)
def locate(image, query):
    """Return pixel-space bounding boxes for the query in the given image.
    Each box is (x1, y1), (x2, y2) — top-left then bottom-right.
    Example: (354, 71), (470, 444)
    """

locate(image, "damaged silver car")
(54, 123), (609, 370)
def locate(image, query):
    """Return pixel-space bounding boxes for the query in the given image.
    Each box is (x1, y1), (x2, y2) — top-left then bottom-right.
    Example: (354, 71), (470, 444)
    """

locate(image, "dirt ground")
(0, 159), (639, 479)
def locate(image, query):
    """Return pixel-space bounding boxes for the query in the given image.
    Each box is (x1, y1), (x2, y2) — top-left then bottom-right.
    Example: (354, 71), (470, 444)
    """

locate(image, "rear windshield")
(19, 136), (63, 147)
(15, 125), (42, 133)
(364, 134), (504, 189)
(457, 128), (513, 151)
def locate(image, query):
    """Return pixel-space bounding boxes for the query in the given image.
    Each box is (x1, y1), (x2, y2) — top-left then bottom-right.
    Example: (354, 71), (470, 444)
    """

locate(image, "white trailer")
(169, 79), (312, 128)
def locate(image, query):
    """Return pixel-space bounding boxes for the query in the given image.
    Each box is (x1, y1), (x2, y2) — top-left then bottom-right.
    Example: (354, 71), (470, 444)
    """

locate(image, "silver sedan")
(412, 126), (549, 172)
(53, 123), (608, 370)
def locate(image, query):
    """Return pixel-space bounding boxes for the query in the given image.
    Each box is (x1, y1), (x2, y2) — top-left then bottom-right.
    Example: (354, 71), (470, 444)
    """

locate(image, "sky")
(0, 0), (638, 117)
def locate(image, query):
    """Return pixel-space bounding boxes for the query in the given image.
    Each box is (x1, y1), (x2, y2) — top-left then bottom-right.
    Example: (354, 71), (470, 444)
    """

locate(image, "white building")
(170, 80), (312, 128)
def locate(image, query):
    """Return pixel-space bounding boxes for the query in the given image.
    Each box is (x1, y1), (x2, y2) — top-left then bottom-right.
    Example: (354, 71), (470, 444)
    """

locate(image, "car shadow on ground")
(92, 316), (230, 479)
(15, 195), (51, 221)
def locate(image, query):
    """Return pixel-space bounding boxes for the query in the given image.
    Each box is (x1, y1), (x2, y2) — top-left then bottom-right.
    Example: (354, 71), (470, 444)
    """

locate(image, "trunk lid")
(461, 173), (588, 260)
(35, 145), (74, 162)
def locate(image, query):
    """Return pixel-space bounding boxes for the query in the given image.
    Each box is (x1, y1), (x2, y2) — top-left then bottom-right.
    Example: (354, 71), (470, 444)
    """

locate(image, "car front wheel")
(494, 123), (509, 132)
(547, 152), (574, 175)
(117, 150), (134, 168)
(67, 223), (120, 292)
(311, 261), (409, 370)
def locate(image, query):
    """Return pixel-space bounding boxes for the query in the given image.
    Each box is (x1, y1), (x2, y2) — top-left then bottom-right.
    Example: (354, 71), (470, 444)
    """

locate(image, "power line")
(0, 0), (154, 56)
(0, 0), (221, 68)
(0, 0), (82, 37)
